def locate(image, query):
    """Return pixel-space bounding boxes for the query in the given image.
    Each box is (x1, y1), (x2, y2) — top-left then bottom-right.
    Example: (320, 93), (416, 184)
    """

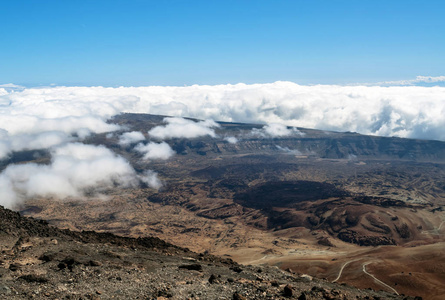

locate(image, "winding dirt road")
(332, 259), (359, 282)
(363, 262), (399, 295)
(421, 218), (445, 235)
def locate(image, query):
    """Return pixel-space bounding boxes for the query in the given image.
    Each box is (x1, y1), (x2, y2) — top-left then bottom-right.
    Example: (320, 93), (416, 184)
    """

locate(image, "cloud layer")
(0, 143), (162, 208)
(1, 80), (444, 207)
(375, 75), (445, 86)
(1, 81), (444, 144)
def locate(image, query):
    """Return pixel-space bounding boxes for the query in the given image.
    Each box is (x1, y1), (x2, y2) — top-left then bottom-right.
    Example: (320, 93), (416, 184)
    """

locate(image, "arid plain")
(14, 113), (445, 299)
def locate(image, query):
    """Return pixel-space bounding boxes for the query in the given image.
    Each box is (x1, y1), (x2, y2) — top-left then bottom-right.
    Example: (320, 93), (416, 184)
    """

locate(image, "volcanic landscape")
(2, 113), (445, 299)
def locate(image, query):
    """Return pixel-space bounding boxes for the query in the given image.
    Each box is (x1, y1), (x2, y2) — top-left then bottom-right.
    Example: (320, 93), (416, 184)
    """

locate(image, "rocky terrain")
(0, 205), (413, 300)
(4, 113), (445, 299)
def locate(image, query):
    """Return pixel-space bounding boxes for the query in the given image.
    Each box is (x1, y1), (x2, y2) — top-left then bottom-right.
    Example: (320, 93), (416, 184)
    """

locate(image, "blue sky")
(1, 0), (444, 86)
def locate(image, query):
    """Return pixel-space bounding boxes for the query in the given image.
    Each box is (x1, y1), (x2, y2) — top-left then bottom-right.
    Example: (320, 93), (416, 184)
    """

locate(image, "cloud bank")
(0, 143), (163, 208)
(1, 79), (444, 207)
(134, 142), (175, 160)
(1, 80), (444, 143)
(148, 117), (220, 140)
(375, 75), (445, 87)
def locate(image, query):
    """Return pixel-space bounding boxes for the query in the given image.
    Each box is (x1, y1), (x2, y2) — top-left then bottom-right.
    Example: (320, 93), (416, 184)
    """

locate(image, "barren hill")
(6, 113), (445, 299)
(0, 204), (412, 300)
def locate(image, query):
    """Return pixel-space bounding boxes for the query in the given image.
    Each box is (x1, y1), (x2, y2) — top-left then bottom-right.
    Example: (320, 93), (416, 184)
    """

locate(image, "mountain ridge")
(4, 113), (445, 299)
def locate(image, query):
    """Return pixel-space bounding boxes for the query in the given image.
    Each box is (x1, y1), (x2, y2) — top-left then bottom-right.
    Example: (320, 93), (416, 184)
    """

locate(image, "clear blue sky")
(1, 0), (444, 86)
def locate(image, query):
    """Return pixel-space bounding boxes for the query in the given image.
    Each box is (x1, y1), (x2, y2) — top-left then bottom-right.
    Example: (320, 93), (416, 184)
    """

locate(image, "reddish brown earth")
(7, 113), (445, 299)
(1, 204), (414, 300)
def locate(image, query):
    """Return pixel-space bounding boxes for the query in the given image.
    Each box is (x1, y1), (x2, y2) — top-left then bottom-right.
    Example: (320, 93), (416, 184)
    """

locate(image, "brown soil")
(10, 113), (445, 299)
(0, 204), (408, 300)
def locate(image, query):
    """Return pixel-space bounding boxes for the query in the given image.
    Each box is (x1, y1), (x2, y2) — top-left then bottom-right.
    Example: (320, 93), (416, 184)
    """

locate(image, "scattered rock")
(19, 274), (49, 283)
(8, 263), (20, 271)
(87, 260), (102, 267)
(311, 286), (326, 293)
(178, 263), (203, 271)
(157, 288), (174, 298)
(0, 203), (414, 300)
(60, 257), (80, 271)
(298, 292), (308, 300)
(57, 262), (67, 270)
(300, 274), (313, 281)
(233, 292), (247, 300)
(208, 274), (218, 284)
(39, 253), (55, 262)
(230, 266), (243, 273)
(85, 293), (100, 300)
(283, 284), (293, 297)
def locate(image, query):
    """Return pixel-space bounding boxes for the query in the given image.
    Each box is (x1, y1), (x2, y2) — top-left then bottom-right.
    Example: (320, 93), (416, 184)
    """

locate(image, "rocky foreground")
(0, 205), (416, 300)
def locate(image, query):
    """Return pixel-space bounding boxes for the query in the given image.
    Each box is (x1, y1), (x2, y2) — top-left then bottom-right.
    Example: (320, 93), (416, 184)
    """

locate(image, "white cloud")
(139, 170), (163, 190)
(118, 131), (145, 145)
(1, 81), (445, 148)
(148, 117), (220, 140)
(0, 115), (119, 159)
(224, 136), (238, 144)
(2, 81), (445, 207)
(0, 83), (24, 94)
(275, 145), (303, 155)
(0, 143), (162, 208)
(13, 131), (73, 151)
(0, 115), (118, 136)
(0, 130), (75, 160)
(134, 142), (175, 160)
(0, 86), (126, 158)
(0, 83), (24, 88)
(375, 75), (445, 86)
(251, 123), (303, 138)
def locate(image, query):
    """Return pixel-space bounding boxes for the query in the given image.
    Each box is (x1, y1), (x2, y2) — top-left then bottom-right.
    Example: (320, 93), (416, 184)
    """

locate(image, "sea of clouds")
(1, 80), (444, 207)
(2, 81), (444, 143)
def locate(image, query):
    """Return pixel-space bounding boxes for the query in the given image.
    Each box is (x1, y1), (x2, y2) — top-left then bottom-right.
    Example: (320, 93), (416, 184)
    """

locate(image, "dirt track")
(362, 262), (399, 295)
